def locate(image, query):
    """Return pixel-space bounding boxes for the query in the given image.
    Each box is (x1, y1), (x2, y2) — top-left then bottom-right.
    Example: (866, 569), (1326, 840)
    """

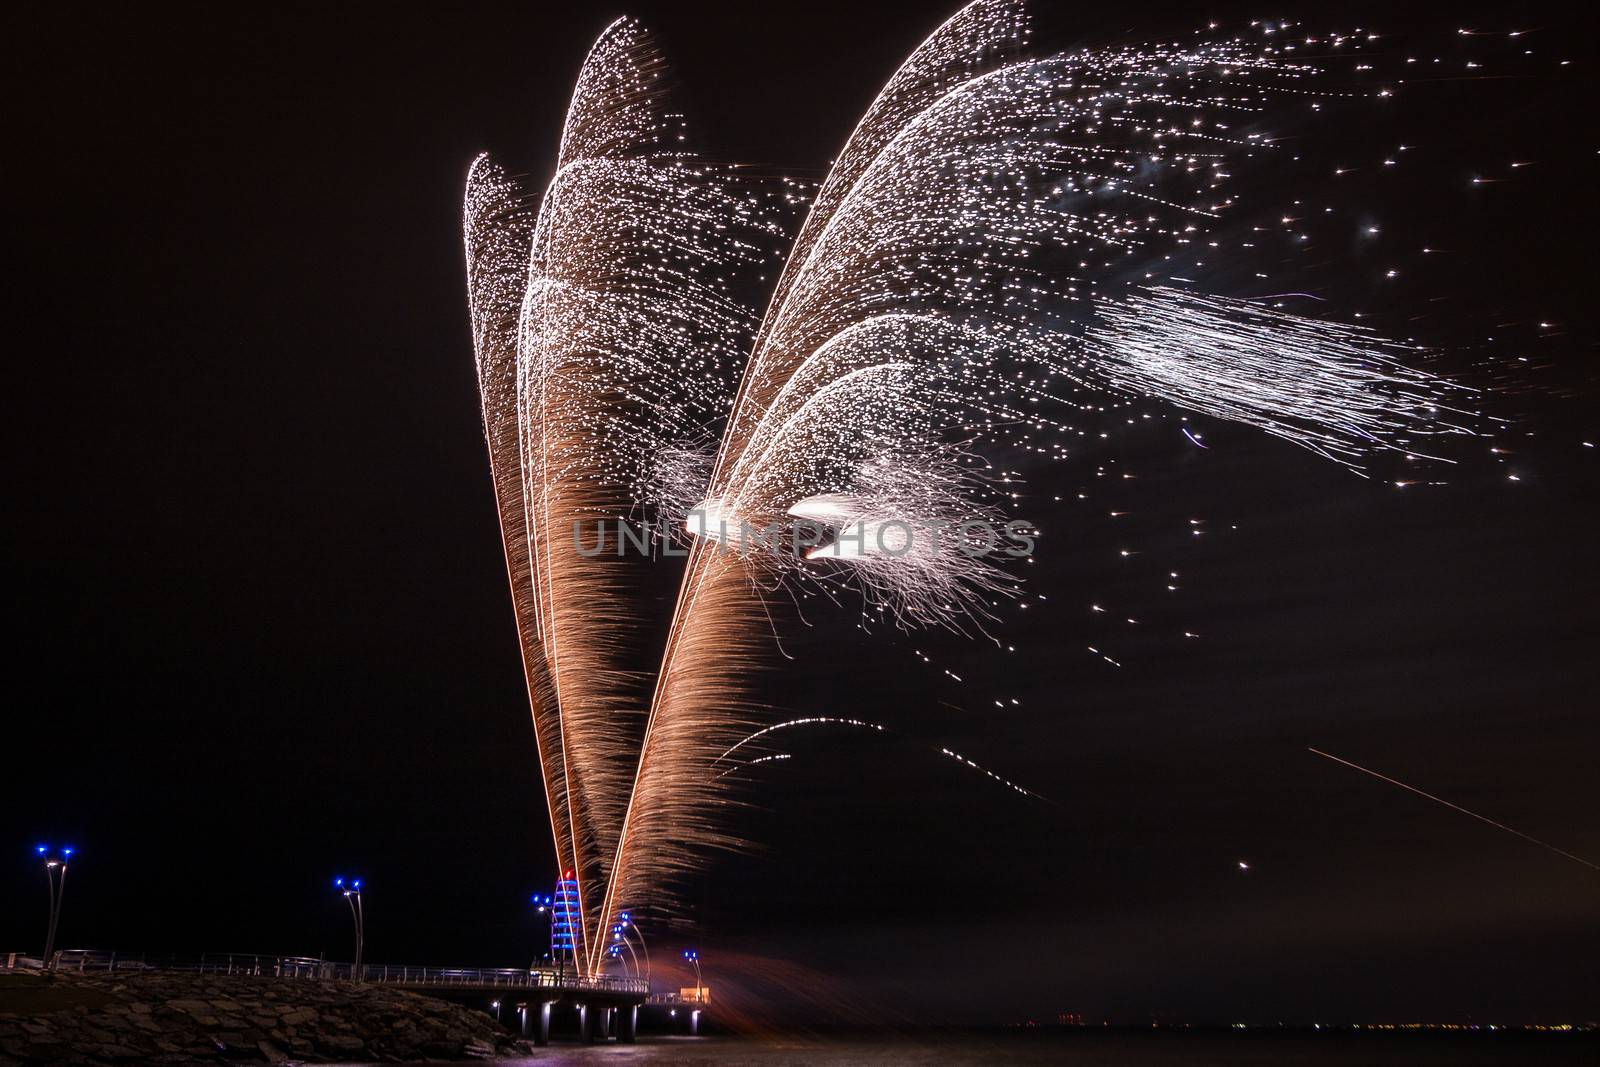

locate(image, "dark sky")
(6, 0), (1597, 1027)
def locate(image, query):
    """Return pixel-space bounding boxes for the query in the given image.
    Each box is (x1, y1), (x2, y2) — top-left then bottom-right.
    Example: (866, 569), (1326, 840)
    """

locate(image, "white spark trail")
(1308, 748), (1599, 873)
(717, 716), (1044, 800)
(468, 2), (1497, 966)
(1089, 288), (1475, 468)
(596, 1), (1482, 958)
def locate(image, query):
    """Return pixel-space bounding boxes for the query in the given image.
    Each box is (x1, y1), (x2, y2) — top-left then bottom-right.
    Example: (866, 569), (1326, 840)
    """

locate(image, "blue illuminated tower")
(551, 871), (579, 976)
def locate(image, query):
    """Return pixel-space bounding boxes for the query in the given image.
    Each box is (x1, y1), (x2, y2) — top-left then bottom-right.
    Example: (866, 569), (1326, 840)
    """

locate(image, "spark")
(1308, 748), (1599, 873)
(716, 716), (1044, 799)
(1089, 289), (1472, 467)
(466, 2), (1498, 968)
(466, 17), (788, 967)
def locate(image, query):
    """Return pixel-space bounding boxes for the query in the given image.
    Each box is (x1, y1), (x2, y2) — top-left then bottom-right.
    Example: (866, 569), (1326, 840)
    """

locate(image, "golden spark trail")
(469, 2), (1500, 970)
(591, 0), (1476, 961)
(467, 17), (785, 973)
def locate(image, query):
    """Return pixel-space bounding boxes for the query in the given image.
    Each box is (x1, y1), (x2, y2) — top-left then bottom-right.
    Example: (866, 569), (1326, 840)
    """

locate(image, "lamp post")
(36, 845), (74, 971)
(682, 948), (702, 1003)
(607, 925), (639, 978)
(333, 877), (365, 979)
(530, 894), (554, 972)
(610, 913), (651, 982)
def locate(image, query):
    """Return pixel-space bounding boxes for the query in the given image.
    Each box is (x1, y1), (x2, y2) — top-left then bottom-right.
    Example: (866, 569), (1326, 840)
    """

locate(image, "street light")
(682, 948), (702, 1003)
(36, 845), (75, 970)
(607, 925), (639, 978)
(530, 894), (555, 971)
(608, 913), (651, 982)
(333, 877), (365, 979)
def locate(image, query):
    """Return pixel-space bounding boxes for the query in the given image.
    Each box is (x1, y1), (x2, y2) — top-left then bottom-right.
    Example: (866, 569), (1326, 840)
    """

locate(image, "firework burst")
(466, 16), (785, 963)
(467, 1), (1485, 972)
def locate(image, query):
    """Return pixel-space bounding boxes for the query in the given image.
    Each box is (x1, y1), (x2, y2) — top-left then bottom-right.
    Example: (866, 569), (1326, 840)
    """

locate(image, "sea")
(453, 1029), (1598, 1065)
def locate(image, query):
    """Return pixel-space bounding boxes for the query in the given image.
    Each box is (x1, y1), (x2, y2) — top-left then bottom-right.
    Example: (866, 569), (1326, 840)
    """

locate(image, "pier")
(2, 951), (700, 1046)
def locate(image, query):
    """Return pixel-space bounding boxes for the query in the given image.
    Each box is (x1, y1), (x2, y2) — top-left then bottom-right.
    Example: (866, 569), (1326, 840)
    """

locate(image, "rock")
(255, 1039), (289, 1063)
(164, 999), (211, 1016)
(88, 1043), (142, 1059)
(16, 1037), (64, 1059)
(2, 972), (523, 1063)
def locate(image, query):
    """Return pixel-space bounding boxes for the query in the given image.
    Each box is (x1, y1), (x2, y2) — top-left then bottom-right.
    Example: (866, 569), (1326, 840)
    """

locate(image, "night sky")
(6, 0), (1597, 1027)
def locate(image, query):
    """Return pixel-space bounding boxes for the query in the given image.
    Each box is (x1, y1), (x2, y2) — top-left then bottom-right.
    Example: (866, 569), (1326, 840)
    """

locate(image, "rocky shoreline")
(0, 971), (531, 1064)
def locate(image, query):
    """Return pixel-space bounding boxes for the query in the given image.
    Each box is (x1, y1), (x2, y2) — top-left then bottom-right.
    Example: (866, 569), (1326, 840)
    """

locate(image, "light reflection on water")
(404, 1030), (1599, 1066)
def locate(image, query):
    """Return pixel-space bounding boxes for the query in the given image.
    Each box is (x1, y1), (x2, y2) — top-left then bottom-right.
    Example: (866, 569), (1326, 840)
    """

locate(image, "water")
(468, 1030), (1597, 1065)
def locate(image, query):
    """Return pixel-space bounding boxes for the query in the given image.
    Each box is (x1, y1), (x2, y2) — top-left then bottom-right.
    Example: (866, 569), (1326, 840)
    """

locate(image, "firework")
(587, 0), (1475, 966)
(1088, 288), (1473, 469)
(717, 716), (1043, 799)
(466, 16), (784, 963)
(466, 2), (1488, 972)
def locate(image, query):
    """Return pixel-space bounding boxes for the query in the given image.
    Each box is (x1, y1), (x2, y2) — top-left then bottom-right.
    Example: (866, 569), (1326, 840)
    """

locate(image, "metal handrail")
(0, 951), (648, 994)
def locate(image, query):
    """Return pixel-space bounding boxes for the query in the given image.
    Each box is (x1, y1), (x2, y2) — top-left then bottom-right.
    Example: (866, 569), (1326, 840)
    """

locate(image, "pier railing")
(1, 950), (648, 996)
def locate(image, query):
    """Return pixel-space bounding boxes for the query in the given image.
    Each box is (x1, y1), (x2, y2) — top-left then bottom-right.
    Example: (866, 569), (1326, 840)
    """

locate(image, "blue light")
(334, 877), (344, 887)
(63, 847), (74, 857)
(352, 880), (362, 889)
(36, 845), (47, 854)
